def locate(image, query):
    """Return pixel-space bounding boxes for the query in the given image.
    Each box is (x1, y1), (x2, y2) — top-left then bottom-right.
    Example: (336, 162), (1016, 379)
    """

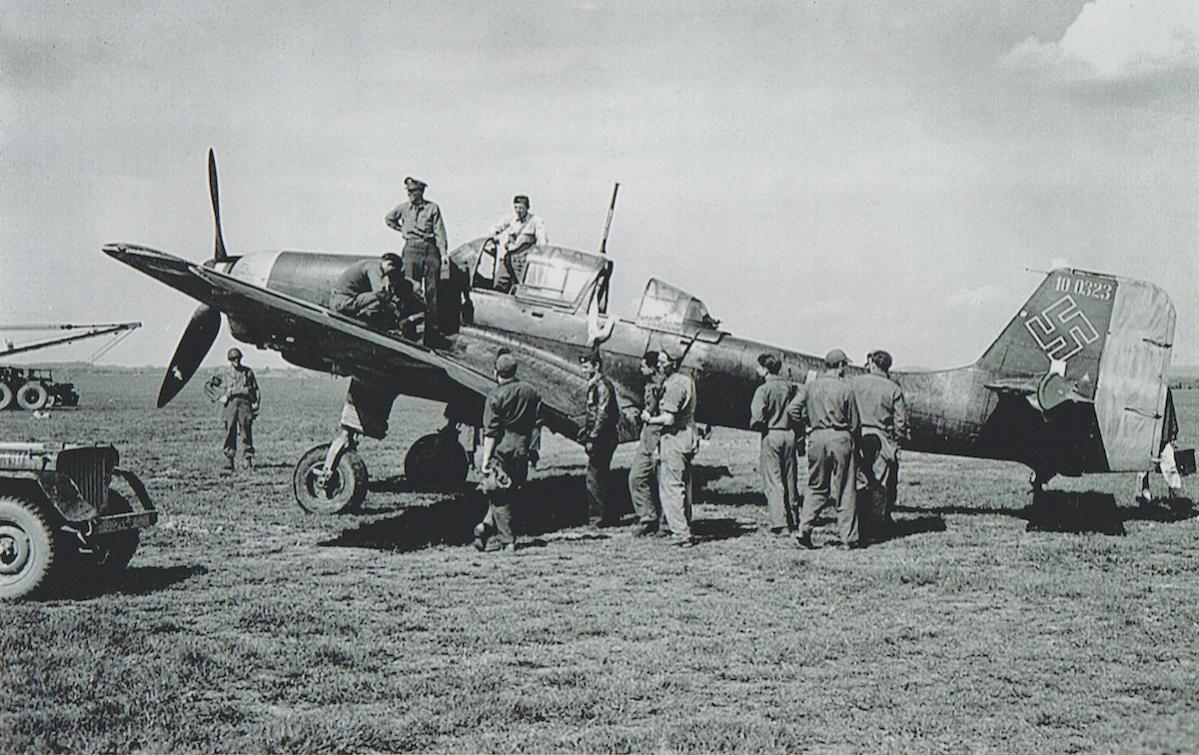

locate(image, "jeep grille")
(56, 447), (116, 510)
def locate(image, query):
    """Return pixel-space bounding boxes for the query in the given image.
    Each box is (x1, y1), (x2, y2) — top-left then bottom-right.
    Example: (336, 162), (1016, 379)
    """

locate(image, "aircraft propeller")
(156, 148), (228, 408)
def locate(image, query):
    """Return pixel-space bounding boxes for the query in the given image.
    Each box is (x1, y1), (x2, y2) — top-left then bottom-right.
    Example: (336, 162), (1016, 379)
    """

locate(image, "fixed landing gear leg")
(319, 427), (358, 489)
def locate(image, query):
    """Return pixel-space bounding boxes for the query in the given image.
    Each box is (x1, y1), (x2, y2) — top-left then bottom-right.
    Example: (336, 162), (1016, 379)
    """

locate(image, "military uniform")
(330, 259), (394, 326)
(490, 211), (547, 292)
(210, 363), (259, 468)
(628, 374), (664, 529)
(750, 374), (799, 532)
(657, 371), (698, 543)
(851, 372), (908, 535)
(480, 376), (542, 547)
(385, 194), (448, 342)
(797, 372), (860, 546)
(582, 372), (620, 525)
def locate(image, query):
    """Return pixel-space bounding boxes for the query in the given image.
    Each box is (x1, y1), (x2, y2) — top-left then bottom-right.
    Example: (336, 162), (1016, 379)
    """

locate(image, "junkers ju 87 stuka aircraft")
(103, 151), (1182, 514)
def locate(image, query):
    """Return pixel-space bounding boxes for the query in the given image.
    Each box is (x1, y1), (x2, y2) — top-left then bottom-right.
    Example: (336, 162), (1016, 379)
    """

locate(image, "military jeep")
(0, 442), (157, 599)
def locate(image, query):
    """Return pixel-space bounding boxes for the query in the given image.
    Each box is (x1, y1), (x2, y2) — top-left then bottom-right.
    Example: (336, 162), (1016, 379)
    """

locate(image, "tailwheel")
(293, 443), (369, 514)
(405, 431), (468, 488)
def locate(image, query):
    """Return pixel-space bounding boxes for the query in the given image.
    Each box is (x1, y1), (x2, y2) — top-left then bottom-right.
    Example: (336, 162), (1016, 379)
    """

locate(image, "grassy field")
(2, 373), (1198, 752)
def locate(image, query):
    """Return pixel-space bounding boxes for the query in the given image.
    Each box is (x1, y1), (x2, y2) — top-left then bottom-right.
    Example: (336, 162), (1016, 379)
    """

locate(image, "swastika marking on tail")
(1024, 295), (1099, 361)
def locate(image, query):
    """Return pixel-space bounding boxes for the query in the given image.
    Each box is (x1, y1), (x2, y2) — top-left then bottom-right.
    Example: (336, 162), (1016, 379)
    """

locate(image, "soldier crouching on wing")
(205, 347), (260, 472)
(628, 350), (665, 536)
(750, 352), (799, 535)
(645, 345), (699, 548)
(794, 349), (861, 550)
(329, 253), (408, 328)
(473, 352), (543, 553)
(579, 350), (621, 527)
(851, 350), (909, 542)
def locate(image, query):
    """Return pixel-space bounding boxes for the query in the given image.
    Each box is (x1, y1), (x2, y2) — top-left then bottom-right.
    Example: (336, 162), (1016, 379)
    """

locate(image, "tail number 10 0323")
(1055, 276), (1112, 300)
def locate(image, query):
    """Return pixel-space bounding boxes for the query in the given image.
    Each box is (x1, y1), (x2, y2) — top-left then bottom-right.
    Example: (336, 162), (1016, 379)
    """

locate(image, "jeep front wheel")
(0, 496), (57, 600)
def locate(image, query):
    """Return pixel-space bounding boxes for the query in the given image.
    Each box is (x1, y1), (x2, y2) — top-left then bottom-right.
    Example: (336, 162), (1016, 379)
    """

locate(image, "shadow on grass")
(871, 515), (947, 544)
(324, 467), (762, 552)
(897, 490), (1195, 535)
(52, 564), (208, 601)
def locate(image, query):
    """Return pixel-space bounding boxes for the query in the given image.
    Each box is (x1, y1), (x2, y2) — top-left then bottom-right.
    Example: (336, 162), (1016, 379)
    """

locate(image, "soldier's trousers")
(495, 249), (529, 293)
(799, 428), (857, 545)
(856, 429), (898, 536)
(403, 241), (441, 339)
(483, 452), (529, 547)
(628, 440), (661, 525)
(760, 429), (797, 531)
(657, 432), (694, 540)
(586, 440), (617, 524)
(222, 397), (255, 462)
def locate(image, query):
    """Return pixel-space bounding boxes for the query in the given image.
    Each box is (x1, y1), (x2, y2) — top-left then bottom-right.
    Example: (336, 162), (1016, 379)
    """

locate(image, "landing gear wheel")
(293, 443), (369, 514)
(0, 496), (57, 600)
(16, 382), (49, 411)
(0, 383), (12, 410)
(404, 432), (468, 488)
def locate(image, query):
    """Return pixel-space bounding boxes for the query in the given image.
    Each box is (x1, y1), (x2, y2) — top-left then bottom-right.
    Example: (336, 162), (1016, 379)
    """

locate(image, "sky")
(2, 0), (1197, 371)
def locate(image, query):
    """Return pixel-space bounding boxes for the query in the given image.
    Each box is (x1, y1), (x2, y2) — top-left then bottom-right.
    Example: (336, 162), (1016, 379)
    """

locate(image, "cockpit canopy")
(636, 278), (722, 339)
(452, 237), (610, 313)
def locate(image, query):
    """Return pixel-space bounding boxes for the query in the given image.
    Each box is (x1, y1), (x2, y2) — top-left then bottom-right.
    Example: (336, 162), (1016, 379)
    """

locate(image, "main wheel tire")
(0, 383), (12, 410)
(16, 382), (49, 411)
(0, 496), (58, 600)
(293, 443), (369, 514)
(405, 432), (469, 488)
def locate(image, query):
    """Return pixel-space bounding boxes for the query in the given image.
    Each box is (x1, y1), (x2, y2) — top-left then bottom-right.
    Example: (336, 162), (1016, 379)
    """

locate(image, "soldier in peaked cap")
(385, 177), (449, 346)
(851, 350), (909, 541)
(794, 348), (861, 550)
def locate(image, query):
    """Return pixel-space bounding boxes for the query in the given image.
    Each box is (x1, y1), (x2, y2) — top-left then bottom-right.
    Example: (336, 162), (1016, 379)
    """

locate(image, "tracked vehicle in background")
(0, 442), (157, 600)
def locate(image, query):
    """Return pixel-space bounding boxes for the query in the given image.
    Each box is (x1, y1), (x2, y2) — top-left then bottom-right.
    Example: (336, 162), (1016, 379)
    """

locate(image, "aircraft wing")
(192, 267), (614, 439)
(190, 267), (497, 396)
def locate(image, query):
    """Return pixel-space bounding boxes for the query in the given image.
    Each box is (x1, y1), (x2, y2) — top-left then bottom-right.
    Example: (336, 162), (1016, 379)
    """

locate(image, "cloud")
(1002, 0), (1199, 79)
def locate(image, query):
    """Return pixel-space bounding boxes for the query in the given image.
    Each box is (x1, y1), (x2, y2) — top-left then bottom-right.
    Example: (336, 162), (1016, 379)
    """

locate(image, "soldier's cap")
(868, 350), (893, 372)
(513, 194), (530, 207)
(578, 350), (602, 366)
(824, 348), (848, 368)
(404, 176), (427, 191)
(495, 352), (517, 378)
(380, 252), (402, 266)
(227, 347), (243, 360)
(661, 342), (686, 362)
(642, 350), (661, 368)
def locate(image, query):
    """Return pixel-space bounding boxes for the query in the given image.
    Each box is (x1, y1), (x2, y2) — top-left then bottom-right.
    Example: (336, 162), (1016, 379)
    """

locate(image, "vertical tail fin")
(976, 269), (1116, 399)
(977, 268), (1176, 472)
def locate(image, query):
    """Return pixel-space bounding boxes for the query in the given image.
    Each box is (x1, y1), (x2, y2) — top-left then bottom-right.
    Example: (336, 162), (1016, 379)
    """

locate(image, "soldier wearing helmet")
(205, 347), (260, 471)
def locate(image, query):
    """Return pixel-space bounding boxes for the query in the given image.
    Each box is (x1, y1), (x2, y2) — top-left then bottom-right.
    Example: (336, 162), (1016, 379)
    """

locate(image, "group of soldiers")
(327, 178), (548, 347)
(473, 343), (701, 552)
(472, 341), (908, 554)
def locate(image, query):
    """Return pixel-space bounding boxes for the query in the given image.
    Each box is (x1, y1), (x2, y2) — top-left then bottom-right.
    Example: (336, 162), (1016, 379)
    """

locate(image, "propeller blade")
(208, 148), (228, 261)
(157, 304), (220, 408)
